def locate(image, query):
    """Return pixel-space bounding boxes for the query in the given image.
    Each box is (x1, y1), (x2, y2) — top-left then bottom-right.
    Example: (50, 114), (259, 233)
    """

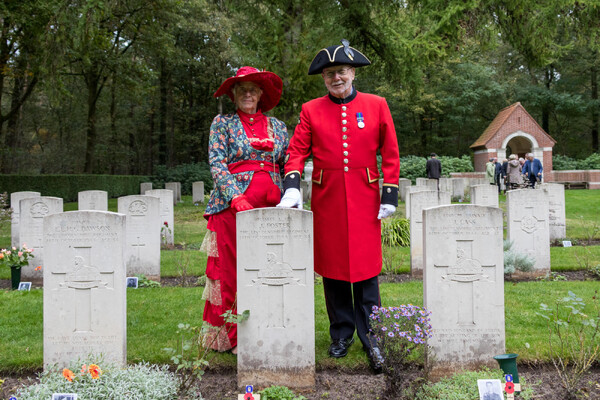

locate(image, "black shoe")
(328, 337), (354, 358)
(367, 346), (384, 374)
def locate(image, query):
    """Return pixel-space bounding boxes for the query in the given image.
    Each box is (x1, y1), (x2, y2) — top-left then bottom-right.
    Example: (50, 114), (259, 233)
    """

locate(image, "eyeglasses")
(235, 86), (261, 96)
(324, 67), (352, 79)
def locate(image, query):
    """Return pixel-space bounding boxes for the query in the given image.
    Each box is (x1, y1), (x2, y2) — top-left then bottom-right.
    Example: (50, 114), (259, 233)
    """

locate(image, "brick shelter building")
(470, 102), (556, 181)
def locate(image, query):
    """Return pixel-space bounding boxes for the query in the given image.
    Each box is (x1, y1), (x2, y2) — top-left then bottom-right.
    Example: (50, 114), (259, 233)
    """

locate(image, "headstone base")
(238, 368), (315, 391)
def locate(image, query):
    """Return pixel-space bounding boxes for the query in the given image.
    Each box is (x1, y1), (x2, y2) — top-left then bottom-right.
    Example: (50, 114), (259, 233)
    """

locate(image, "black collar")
(328, 87), (357, 104)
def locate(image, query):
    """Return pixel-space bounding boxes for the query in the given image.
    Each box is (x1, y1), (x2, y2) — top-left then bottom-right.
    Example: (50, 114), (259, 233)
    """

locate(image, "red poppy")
(505, 382), (515, 394)
(243, 393), (254, 400)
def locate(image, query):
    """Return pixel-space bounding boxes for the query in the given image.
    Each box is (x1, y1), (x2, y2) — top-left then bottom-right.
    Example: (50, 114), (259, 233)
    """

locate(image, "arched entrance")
(498, 131), (541, 161)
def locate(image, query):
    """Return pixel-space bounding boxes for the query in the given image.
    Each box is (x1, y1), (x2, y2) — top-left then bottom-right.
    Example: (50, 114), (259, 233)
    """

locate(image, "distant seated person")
(522, 152), (543, 188)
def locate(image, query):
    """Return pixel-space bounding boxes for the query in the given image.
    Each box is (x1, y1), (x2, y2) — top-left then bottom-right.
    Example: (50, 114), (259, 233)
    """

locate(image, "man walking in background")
(426, 153), (442, 190)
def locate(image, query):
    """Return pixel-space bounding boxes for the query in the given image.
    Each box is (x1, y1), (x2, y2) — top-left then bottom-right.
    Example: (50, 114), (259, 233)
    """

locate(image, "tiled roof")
(470, 103), (520, 148)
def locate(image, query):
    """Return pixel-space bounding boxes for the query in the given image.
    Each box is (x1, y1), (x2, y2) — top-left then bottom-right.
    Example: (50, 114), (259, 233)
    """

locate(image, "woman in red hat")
(201, 67), (288, 353)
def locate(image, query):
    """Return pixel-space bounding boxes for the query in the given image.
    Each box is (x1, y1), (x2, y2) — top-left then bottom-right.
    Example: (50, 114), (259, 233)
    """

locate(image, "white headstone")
(451, 178), (467, 201)
(176, 182), (182, 203)
(416, 177), (428, 186)
(424, 205), (505, 368)
(237, 208), (315, 389)
(470, 184), (499, 208)
(145, 189), (174, 245)
(118, 195), (161, 280)
(303, 161), (314, 182)
(140, 182), (152, 195)
(405, 186), (433, 219)
(439, 178), (452, 194)
(43, 211), (126, 368)
(506, 189), (550, 273)
(300, 180), (312, 203)
(78, 190), (108, 211)
(19, 197), (63, 279)
(398, 178), (411, 202)
(164, 183), (178, 205)
(192, 181), (205, 204)
(10, 191), (41, 248)
(540, 183), (566, 240)
(410, 191), (451, 276)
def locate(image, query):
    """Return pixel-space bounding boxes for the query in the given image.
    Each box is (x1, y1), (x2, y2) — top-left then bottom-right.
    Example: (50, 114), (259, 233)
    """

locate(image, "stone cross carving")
(434, 240), (496, 326)
(513, 206), (545, 258)
(131, 236), (146, 263)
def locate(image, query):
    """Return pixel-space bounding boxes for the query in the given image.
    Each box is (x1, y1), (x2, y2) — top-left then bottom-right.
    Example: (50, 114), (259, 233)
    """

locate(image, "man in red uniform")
(277, 40), (400, 373)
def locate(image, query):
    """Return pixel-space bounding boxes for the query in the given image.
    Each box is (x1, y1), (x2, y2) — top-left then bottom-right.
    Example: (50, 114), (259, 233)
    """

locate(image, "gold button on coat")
(342, 106), (347, 111)
(343, 151), (348, 156)
(342, 127), (347, 132)
(343, 143), (348, 148)
(343, 159), (349, 164)
(342, 135), (347, 139)
(344, 166), (349, 172)
(342, 120), (347, 125)
(342, 112), (347, 117)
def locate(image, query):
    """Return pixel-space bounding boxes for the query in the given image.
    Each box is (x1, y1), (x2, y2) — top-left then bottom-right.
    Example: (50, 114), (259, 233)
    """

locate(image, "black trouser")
(323, 275), (381, 350)
(528, 173), (537, 188)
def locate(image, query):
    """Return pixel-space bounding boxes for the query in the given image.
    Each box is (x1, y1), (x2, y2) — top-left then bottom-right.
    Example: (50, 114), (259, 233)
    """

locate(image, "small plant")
(573, 246), (600, 273)
(163, 309), (249, 395)
(259, 385), (307, 400)
(370, 304), (432, 397)
(537, 271), (568, 282)
(0, 244), (35, 269)
(196, 274), (207, 286)
(176, 243), (194, 287)
(503, 240), (535, 274)
(537, 291), (600, 399)
(576, 215), (600, 245)
(589, 265), (600, 279)
(382, 245), (407, 275)
(136, 274), (162, 288)
(15, 361), (181, 400)
(381, 218), (410, 247)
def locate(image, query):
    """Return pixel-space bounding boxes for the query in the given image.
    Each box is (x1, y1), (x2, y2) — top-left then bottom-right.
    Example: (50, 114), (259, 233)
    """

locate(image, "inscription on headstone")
(43, 211), (126, 369)
(424, 205), (505, 368)
(237, 208), (315, 390)
(539, 183), (566, 240)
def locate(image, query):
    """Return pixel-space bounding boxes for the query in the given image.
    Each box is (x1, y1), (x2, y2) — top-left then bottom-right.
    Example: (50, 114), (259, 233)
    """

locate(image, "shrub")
(0, 192), (11, 225)
(381, 218), (410, 247)
(370, 305), (432, 397)
(151, 163), (212, 196)
(259, 385), (307, 400)
(400, 155), (474, 183)
(15, 362), (182, 400)
(553, 154), (578, 170)
(503, 240), (535, 274)
(576, 153), (600, 170)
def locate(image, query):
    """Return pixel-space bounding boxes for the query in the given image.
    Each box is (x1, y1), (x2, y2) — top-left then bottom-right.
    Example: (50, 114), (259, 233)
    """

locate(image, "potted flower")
(0, 244), (35, 290)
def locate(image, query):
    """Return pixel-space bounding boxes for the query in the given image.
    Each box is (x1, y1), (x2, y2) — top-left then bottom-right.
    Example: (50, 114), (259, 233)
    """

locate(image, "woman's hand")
(231, 195), (254, 212)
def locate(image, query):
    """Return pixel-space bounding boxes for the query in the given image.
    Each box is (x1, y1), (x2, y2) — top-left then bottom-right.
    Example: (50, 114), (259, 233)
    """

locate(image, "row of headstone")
(470, 184), (499, 208)
(10, 190), (174, 280)
(78, 190), (108, 211)
(140, 181), (207, 204)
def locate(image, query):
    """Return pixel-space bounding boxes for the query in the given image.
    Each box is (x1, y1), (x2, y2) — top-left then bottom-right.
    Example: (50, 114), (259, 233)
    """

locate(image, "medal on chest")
(356, 112), (365, 129)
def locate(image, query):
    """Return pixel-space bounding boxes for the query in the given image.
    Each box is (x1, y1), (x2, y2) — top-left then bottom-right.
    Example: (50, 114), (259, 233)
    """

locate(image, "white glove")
(276, 188), (302, 208)
(377, 204), (396, 219)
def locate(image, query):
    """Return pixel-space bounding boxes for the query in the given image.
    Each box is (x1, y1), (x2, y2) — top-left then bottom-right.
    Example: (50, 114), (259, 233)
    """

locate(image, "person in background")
(201, 67), (288, 353)
(506, 154), (522, 190)
(486, 157), (496, 185)
(426, 152), (442, 190)
(501, 158), (509, 194)
(522, 152), (543, 188)
(494, 157), (503, 194)
(277, 39), (400, 374)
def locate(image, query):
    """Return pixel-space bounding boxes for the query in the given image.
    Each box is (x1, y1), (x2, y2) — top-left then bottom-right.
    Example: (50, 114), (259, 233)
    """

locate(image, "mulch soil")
(2, 271), (599, 399)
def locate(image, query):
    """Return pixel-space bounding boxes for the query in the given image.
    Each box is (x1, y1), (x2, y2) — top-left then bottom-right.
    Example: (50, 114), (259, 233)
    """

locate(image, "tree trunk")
(84, 73), (101, 173)
(542, 67), (552, 134)
(110, 77), (117, 175)
(158, 59), (168, 166)
(591, 64), (598, 152)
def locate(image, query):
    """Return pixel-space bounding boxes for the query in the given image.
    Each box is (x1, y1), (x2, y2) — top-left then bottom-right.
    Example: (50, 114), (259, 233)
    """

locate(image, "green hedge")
(400, 155), (474, 183)
(0, 174), (149, 202)
(553, 153), (600, 170)
(150, 163), (213, 195)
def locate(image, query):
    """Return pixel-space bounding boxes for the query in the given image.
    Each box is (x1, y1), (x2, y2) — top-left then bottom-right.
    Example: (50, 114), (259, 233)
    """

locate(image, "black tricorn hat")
(308, 39), (371, 75)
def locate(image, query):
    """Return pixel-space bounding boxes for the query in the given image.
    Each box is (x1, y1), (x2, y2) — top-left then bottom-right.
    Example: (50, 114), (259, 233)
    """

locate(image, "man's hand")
(377, 204), (396, 219)
(276, 188), (302, 208)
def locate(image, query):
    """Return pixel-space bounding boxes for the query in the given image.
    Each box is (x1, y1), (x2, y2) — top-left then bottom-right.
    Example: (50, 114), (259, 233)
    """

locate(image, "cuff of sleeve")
(284, 170), (301, 191)
(381, 184), (398, 207)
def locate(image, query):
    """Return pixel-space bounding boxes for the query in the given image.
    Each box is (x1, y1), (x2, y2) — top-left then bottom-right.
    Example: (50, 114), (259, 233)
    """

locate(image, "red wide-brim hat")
(213, 66), (283, 112)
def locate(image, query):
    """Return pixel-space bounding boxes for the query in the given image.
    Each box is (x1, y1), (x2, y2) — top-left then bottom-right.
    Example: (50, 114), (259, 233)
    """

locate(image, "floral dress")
(201, 111), (288, 351)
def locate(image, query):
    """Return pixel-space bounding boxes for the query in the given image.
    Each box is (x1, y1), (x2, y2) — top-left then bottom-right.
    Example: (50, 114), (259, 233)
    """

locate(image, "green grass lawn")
(1, 280), (598, 373)
(1, 189), (599, 373)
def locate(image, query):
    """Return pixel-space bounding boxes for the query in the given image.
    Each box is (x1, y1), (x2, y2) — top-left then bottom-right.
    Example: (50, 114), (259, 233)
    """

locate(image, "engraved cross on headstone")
(434, 240), (496, 326)
(132, 236), (146, 262)
(245, 243), (300, 328)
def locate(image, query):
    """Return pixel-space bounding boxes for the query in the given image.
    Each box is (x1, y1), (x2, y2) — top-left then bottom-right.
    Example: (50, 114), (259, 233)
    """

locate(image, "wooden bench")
(554, 181), (588, 189)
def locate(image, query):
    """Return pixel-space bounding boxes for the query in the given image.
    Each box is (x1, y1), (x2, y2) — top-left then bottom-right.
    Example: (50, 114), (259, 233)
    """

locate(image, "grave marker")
(10, 191), (41, 248)
(539, 183), (566, 240)
(145, 189), (174, 245)
(470, 184), (499, 208)
(140, 182), (152, 195)
(78, 190), (108, 211)
(193, 181), (205, 204)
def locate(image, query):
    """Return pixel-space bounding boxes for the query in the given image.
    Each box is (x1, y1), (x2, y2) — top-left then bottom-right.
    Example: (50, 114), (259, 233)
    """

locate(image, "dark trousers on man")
(323, 275), (380, 349)
(528, 173), (537, 188)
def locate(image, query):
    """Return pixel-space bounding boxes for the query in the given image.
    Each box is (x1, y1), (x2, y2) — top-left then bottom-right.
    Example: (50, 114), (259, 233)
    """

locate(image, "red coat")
(286, 91), (400, 282)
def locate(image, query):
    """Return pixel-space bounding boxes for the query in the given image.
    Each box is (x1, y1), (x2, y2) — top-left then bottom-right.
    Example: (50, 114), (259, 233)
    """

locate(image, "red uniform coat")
(286, 92), (400, 282)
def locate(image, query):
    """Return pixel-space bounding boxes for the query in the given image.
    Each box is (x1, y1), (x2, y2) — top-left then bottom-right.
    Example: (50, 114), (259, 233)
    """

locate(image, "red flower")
(62, 368), (75, 382)
(505, 382), (515, 394)
(243, 393), (254, 400)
